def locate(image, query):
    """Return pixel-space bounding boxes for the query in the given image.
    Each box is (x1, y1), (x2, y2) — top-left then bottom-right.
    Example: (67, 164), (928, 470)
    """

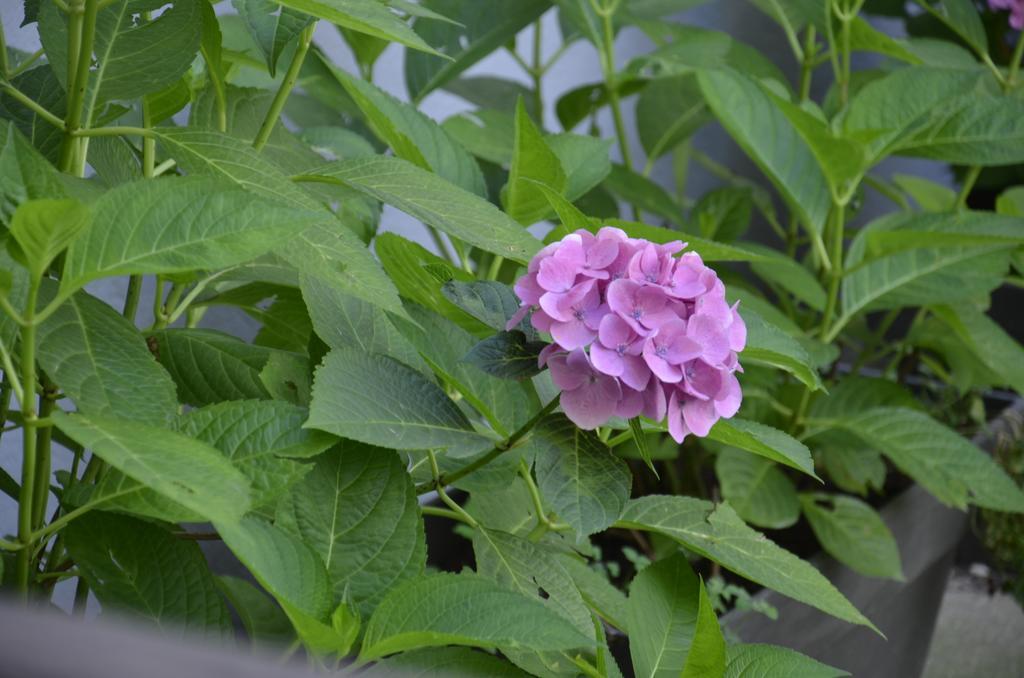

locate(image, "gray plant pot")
(722, 400), (1024, 678)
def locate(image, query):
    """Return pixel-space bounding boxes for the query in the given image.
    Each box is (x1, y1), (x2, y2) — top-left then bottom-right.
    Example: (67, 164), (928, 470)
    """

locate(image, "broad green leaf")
(724, 643), (849, 678)
(892, 174), (956, 212)
(61, 177), (321, 297)
(742, 308), (825, 390)
(627, 553), (723, 678)
(682, 575), (726, 678)
(274, 0), (441, 56)
(305, 157), (542, 264)
(503, 98), (567, 225)
(215, 516), (334, 631)
(547, 133), (613, 204)
(617, 496), (874, 629)
(902, 94), (1024, 165)
(442, 109), (516, 165)
(0, 64), (68, 164)
(88, 137), (142, 187)
(217, 576), (296, 646)
(276, 442), (426, 614)
(473, 528), (594, 675)
(463, 331), (547, 381)
(807, 375), (918, 421)
(854, 211), (1024, 259)
(37, 292), (178, 426)
(375, 232), (486, 335)
(747, 245), (827, 312)
(847, 16), (922, 64)
(697, 69), (830, 236)
(359, 572), (594, 661)
(405, 0), (550, 101)
(691, 186), (752, 243)
(600, 218), (772, 263)
(829, 407), (1024, 513)
(65, 512), (231, 639)
(716, 449), (799, 530)
(532, 415), (632, 537)
(153, 127), (408, 319)
(308, 347), (494, 454)
(920, 0), (987, 56)
(444, 77), (539, 121)
(364, 647), (531, 677)
(933, 304), (1024, 395)
(707, 418), (817, 478)
(559, 556), (630, 632)
(233, 0), (313, 76)
(331, 66), (486, 195)
(0, 119), (68, 225)
(401, 305), (536, 435)
(799, 493), (903, 580)
(629, 24), (784, 85)
(996, 186), (1024, 216)
(300, 274), (428, 372)
(52, 411), (252, 524)
(636, 75), (710, 161)
(813, 432), (887, 497)
(148, 329), (274, 406)
(440, 281), (523, 335)
(8, 199), (89, 280)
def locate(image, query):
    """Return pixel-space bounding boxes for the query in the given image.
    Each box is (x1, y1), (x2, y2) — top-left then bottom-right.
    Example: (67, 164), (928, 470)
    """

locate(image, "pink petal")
(506, 304), (531, 331)
(548, 350), (587, 391)
(682, 397), (718, 437)
(714, 371), (742, 418)
(616, 387), (644, 419)
(728, 301), (747, 352)
(643, 380), (668, 422)
(591, 343), (625, 377)
(551, 319), (597, 350)
(531, 309), (554, 333)
(598, 313), (633, 348)
(667, 389), (688, 444)
(606, 279), (639, 318)
(687, 313), (731, 366)
(514, 272), (545, 305)
(621, 353), (652, 391)
(643, 340), (683, 383)
(537, 256), (578, 293)
(560, 375), (621, 430)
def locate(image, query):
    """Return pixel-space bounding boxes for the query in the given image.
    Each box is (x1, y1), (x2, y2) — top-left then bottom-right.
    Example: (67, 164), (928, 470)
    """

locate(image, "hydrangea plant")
(2, 0), (1024, 676)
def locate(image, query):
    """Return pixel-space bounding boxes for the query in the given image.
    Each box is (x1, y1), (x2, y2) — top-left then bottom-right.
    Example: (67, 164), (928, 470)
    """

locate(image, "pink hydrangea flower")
(991, 0), (1024, 29)
(509, 228), (745, 443)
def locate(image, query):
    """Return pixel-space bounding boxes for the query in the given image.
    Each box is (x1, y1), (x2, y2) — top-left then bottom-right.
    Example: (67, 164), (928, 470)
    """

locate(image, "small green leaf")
(464, 331), (547, 380)
(742, 308), (825, 390)
(364, 647), (531, 677)
(532, 415), (632, 537)
(716, 449), (800, 530)
(919, 0), (987, 56)
(707, 418), (818, 479)
(275, 0), (442, 56)
(933, 304), (1024, 397)
(629, 417), (657, 476)
(217, 576), (296, 646)
(359, 572), (594, 661)
(503, 98), (567, 225)
(52, 411), (252, 524)
(799, 493), (904, 581)
(441, 281), (525, 335)
(232, 0), (313, 76)
(65, 512), (231, 640)
(8, 199), (90, 280)
(724, 643), (849, 678)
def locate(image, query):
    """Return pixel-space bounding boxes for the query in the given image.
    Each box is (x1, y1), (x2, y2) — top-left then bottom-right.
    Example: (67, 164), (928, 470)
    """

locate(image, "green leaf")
(617, 496), (875, 629)
(404, 0), (550, 101)
(364, 647), (531, 677)
(308, 347), (493, 454)
(697, 68), (830, 236)
(716, 449), (800, 530)
(920, 0), (987, 56)
(375, 232), (487, 335)
(636, 75), (710, 160)
(629, 417), (657, 476)
(147, 329), (273, 406)
(626, 553), (723, 678)
(742, 308), (824, 391)
(691, 186), (752, 243)
(61, 177), (321, 297)
(996, 186), (1024, 216)
(274, 0), (441, 56)
(532, 415), (632, 537)
(217, 576), (296, 646)
(300, 273), (428, 372)
(559, 556), (630, 632)
(548, 133), (612, 204)
(233, 0), (313, 76)
(892, 174), (957, 212)
(401, 305), (536, 435)
(0, 119), (67, 226)
(724, 643), (849, 678)
(8, 199), (90, 280)
(306, 157), (541, 264)
(276, 442), (426, 615)
(444, 77), (539, 121)
(52, 411), (252, 524)
(747, 245), (827, 312)
(932, 304), (1024, 396)
(330, 66), (486, 195)
(215, 516), (333, 627)
(814, 432), (887, 497)
(441, 281), (524, 335)
(503, 98), (568, 225)
(463, 331), (547, 381)
(707, 418), (817, 478)
(603, 164), (685, 224)
(65, 512), (230, 639)
(359, 572), (594, 661)
(0, 64), (68, 164)
(799, 493), (903, 580)
(473, 528), (594, 675)
(828, 407), (1024, 513)
(682, 574), (727, 678)
(37, 292), (178, 425)
(902, 94), (1024, 165)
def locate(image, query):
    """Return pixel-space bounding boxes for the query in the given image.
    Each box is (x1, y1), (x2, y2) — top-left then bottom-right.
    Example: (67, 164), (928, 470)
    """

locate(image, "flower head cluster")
(509, 227), (745, 443)
(991, 0), (1024, 29)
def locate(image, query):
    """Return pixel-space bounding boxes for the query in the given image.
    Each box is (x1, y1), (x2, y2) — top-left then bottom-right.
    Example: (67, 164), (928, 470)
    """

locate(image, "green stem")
(837, 3), (853, 107)
(594, 3), (637, 219)
(71, 126), (152, 139)
(1009, 33), (1024, 87)
(9, 49), (45, 79)
(253, 22), (316, 151)
(427, 450), (478, 528)
(15, 279), (40, 599)
(0, 19), (9, 78)
(819, 203), (845, 340)
(152, 282), (185, 330)
(0, 377), (11, 451)
(849, 308), (899, 375)
(532, 19), (543, 121)
(31, 382), (56, 530)
(956, 165), (981, 211)
(486, 254), (505, 281)
(420, 505), (473, 524)
(798, 26), (817, 102)
(122, 276), (142, 322)
(0, 85), (66, 129)
(58, 0), (99, 173)
(416, 397), (560, 494)
(72, 578), (89, 616)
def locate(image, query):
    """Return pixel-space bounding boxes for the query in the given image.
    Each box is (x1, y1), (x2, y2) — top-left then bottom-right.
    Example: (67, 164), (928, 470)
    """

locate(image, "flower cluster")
(509, 227), (745, 443)
(991, 0), (1024, 29)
